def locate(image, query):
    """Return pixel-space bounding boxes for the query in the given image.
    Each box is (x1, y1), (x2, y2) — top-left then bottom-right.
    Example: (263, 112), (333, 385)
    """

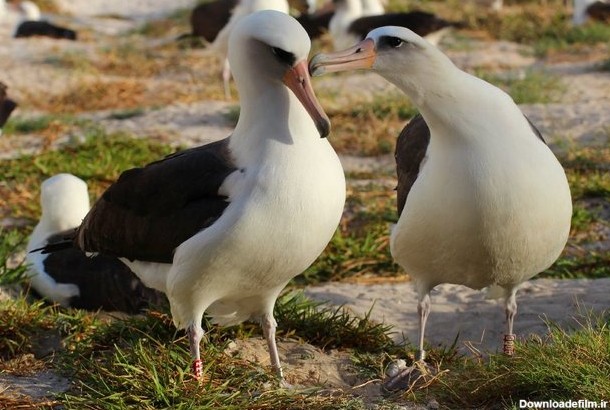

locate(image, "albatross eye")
(380, 36), (404, 49)
(271, 47), (296, 66)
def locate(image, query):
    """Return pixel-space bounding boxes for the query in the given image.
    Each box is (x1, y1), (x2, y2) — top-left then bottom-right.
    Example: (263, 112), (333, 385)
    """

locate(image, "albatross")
(329, 0), (459, 50)
(39, 10), (346, 382)
(310, 26), (572, 386)
(27, 174), (165, 312)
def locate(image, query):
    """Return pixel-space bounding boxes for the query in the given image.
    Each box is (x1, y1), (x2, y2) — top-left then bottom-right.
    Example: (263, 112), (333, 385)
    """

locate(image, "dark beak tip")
(308, 55), (324, 77)
(318, 118), (331, 138)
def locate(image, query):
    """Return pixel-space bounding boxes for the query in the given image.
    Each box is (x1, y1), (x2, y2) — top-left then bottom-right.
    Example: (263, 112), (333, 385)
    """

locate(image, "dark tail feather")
(30, 229), (77, 254)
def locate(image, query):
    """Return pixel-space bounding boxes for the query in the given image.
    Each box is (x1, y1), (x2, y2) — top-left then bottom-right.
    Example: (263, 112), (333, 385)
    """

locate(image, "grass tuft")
(0, 131), (174, 220)
(275, 292), (397, 353)
(476, 69), (566, 104)
(426, 312), (610, 406)
(0, 229), (28, 288)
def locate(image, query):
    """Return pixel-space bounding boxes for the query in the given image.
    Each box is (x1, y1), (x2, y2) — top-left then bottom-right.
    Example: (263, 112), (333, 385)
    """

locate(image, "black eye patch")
(379, 36), (404, 49)
(271, 47), (296, 66)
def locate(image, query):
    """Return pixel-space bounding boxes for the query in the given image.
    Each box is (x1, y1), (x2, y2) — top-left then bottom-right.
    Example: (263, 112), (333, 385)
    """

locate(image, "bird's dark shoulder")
(395, 114), (430, 217)
(78, 137), (237, 263)
(395, 114), (545, 217)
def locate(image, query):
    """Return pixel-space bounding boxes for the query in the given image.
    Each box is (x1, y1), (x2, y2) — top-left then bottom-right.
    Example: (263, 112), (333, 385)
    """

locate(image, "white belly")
(167, 140), (346, 328)
(391, 138), (572, 292)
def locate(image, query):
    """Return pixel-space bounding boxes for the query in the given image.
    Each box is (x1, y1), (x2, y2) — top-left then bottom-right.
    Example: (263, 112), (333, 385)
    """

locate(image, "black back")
(190, 0), (239, 42)
(77, 137), (236, 263)
(348, 11), (459, 40)
(40, 241), (167, 313)
(14, 21), (77, 40)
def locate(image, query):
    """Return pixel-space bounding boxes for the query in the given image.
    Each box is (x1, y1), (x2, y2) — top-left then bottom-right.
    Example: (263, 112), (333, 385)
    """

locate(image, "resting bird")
(39, 10), (345, 383)
(310, 26), (572, 387)
(573, 0), (610, 25)
(26, 174), (165, 312)
(14, 20), (77, 40)
(188, 0), (314, 44)
(329, 0), (459, 50)
(0, 82), (17, 135)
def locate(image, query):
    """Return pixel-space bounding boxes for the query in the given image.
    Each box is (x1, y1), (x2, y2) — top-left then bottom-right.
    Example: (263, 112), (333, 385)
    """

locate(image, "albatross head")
(309, 26), (454, 97)
(229, 10), (330, 138)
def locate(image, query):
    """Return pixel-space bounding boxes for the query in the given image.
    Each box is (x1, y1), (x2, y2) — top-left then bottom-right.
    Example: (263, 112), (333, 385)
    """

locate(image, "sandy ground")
(0, 0), (609, 406)
(306, 278), (610, 353)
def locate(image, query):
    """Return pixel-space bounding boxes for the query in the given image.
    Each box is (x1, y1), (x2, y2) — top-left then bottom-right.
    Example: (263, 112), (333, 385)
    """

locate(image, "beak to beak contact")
(309, 38), (376, 77)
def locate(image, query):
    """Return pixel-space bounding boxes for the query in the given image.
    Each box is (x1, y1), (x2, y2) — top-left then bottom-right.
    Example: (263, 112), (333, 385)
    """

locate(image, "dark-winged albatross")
(40, 10), (346, 382)
(296, 2), (335, 40)
(573, 0), (610, 25)
(311, 26), (572, 386)
(329, 0), (459, 50)
(189, 0), (315, 43)
(27, 174), (165, 312)
(0, 82), (17, 135)
(14, 20), (77, 40)
(208, 0), (290, 98)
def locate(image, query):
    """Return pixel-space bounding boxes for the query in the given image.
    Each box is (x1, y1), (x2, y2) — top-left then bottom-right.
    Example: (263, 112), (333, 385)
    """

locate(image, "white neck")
(573, 0), (595, 24)
(361, 0), (383, 16)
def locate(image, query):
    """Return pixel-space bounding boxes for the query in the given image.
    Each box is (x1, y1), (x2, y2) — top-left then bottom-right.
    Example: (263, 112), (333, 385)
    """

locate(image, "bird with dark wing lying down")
(0, 82), (18, 135)
(573, 0), (610, 25)
(187, 0), (314, 43)
(27, 174), (166, 312)
(310, 26), (571, 389)
(37, 10), (346, 384)
(14, 20), (77, 40)
(329, 0), (462, 50)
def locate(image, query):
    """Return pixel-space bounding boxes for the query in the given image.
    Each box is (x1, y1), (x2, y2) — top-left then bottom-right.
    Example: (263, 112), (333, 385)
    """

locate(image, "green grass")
(476, 69), (566, 104)
(324, 93), (418, 156)
(2, 115), (61, 135)
(422, 312), (610, 407)
(1, 283), (607, 408)
(275, 292), (397, 353)
(0, 291), (380, 408)
(532, 23), (610, 56)
(0, 130), (174, 220)
(0, 229), (28, 288)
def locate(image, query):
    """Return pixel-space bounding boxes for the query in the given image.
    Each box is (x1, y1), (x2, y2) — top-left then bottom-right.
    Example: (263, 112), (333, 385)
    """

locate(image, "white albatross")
(310, 26), (572, 387)
(39, 10), (346, 383)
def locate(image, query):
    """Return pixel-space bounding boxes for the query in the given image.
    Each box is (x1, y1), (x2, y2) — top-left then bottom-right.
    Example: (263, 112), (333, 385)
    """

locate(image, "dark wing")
(190, 0), (239, 41)
(14, 21), (77, 40)
(77, 137), (237, 263)
(0, 99), (17, 129)
(297, 10), (335, 39)
(525, 115), (546, 144)
(395, 114), (430, 217)
(587, 2), (610, 23)
(41, 246), (167, 313)
(348, 11), (459, 40)
(0, 82), (17, 129)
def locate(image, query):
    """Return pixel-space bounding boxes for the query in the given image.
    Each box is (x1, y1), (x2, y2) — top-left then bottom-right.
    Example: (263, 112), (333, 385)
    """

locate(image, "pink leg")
(188, 322), (204, 380)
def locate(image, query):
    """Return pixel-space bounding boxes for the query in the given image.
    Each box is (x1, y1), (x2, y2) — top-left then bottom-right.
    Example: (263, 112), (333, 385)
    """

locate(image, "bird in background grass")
(26, 173), (166, 312)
